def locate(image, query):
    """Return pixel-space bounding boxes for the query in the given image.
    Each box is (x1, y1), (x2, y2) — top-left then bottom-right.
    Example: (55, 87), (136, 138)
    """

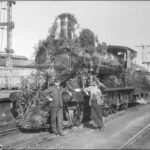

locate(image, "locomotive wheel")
(120, 104), (124, 110)
(71, 103), (84, 126)
(122, 103), (128, 110)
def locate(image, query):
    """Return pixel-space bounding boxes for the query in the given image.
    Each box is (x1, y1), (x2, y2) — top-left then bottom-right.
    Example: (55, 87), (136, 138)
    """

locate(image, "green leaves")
(79, 29), (95, 48)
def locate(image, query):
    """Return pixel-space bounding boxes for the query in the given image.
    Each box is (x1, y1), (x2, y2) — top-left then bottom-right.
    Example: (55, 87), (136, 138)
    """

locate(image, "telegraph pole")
(0, 0), (15, 89)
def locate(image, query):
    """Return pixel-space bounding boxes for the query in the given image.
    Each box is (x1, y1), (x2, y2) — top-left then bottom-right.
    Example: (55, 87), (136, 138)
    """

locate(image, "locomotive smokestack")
(60, 15), (68, 39)
(58, 13), (77, 40)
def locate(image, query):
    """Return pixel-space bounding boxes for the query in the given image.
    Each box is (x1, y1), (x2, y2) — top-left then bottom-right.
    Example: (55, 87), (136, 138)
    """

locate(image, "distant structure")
(0, 53), (35, 89)
(136, 44), (150, 72)
(0, 0), (16, 89)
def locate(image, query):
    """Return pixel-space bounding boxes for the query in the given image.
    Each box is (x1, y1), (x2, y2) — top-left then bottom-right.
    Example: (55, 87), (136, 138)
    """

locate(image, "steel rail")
(5, 110), (126, 149)
(5, 128), (71, 149)
(0, 127), (19, 137)
(118, 124), (150, 149)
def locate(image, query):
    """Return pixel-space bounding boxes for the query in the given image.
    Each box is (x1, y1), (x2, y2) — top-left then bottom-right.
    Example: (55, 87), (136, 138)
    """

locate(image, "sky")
(1, 1), (150, 67)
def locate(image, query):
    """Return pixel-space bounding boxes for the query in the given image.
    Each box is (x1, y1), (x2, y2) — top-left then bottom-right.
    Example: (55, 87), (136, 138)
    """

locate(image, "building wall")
(0, 66), (35, 89)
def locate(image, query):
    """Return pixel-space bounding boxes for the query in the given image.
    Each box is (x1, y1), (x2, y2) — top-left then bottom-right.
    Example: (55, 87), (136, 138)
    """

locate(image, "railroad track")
(2, 103), (148, 149)
(3, 110), (126, 149)
(4, 128), (72, 149)
(0, 127), (19, 137)
(118, 124), (150, 149)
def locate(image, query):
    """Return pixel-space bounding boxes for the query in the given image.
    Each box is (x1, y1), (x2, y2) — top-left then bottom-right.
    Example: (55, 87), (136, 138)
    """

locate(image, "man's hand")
(74, 88), (81, 92)
(47, 96), (53, 101)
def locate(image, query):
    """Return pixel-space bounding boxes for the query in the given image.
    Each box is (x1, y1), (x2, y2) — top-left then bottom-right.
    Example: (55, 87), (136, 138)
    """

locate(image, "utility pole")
(0, 0), (15, 89)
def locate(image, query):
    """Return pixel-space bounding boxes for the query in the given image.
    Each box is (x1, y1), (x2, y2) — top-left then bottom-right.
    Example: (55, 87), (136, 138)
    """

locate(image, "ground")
(124, 125), (150, 149)
(34, 104), (150, 149)
(1, 103), (150, 149)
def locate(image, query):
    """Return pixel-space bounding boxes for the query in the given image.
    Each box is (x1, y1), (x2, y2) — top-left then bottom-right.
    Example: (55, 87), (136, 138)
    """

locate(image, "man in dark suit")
(46, 79), (64, 136)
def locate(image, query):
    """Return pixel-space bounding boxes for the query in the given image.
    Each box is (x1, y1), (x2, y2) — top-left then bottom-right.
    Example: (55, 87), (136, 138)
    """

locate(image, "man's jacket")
(84, 85), (104, 106)
(45, 85), (63, 108)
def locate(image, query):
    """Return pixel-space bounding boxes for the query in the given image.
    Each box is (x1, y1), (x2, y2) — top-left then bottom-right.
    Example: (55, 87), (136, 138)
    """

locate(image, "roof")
(107, 45), (137, 54)
(0, 53), (28, 60)
(0, 54), (35, 68)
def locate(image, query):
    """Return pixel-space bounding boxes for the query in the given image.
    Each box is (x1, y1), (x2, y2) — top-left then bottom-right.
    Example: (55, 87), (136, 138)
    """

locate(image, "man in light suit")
(83, 81), (104, 130)
(75, 80), (105, 130)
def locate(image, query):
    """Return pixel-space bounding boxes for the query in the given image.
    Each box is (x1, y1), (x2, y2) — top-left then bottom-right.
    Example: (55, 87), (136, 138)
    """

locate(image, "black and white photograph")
(0, 0), (150, 149)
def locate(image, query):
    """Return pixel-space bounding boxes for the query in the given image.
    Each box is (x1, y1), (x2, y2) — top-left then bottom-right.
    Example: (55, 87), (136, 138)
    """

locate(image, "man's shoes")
(101, 126), (105, 131)
(95, 126), (105, 132)
(53, 130), (58, 135)
(58, 131), (65, 136)
(95, 128), (101, 132)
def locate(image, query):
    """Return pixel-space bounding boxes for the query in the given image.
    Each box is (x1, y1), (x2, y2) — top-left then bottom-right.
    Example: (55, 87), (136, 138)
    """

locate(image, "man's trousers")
(91, 99), (103, 129)
(49, 107), (63, 132)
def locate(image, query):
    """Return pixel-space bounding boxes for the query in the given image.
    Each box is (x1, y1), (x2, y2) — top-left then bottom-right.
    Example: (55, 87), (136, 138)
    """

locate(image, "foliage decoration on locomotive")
(9, 13), (145, 129)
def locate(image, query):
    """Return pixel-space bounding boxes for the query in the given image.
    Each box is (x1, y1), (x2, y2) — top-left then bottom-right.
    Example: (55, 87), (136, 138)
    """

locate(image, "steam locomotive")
(9, 44), (138, 128)
(9, 13), (145, 129)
